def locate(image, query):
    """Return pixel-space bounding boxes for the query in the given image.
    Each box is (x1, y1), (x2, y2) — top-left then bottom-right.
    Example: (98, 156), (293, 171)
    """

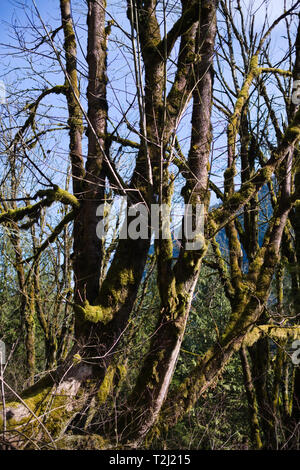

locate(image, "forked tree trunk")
(114, 0), (218, 445)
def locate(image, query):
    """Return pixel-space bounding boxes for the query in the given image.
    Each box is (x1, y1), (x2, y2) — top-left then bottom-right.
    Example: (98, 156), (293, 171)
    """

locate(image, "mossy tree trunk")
(239, 346), (263, 449)
(114, 0), (218, 445)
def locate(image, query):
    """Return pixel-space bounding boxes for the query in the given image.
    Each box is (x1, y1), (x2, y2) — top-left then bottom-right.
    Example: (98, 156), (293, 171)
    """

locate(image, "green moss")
(243, 325), (300, 347)
(206, 218), (218, 237)
(97, 365), (115, 404)
(224, 166), (237, 179)
(119, 268), (135, 286)
(226, 54), (260, 158)
(53, 186), (80, 208)
(250, 55), (259, 71)
(0, 204), (34, 223)
(116, 364), (127, 384)
(56, 434), (109, 450)
(4, 385), (52, 426)
(74, 300), (113, 325)
(1, 384), (60, 444)
(152, 361), (160, 384)
(73, 353), (82, 364)
(260, 166), (274, 181)
(0, 186), (80, 225)
(36, 186), (80, 208)
(247, 250), (265, 281)
(1, 375), (89, 448)
(42, 394), (75, 437)
(99, 266), (137, 312)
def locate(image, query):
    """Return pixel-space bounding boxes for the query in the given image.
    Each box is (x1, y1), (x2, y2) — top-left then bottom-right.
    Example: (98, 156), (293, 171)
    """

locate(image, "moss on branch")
(35, 185), (80, 208)
(0, 186), (79, 226)
(73, 300), (113, 325)
(243, 325), (300, 348)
